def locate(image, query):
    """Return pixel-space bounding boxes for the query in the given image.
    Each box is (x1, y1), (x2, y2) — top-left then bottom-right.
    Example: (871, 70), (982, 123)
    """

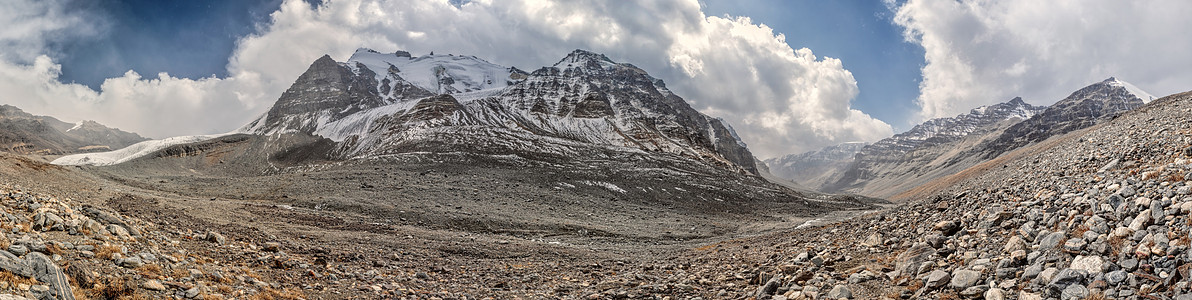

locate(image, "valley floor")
(0, 151), (878, 299)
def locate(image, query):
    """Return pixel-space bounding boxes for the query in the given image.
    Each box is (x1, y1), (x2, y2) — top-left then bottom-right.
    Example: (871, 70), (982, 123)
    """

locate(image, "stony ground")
(0, 147), (876, 298)
(1, 99), (1186, 299)
(740, 91), (1192, 300)
(0, 183), (303, 300)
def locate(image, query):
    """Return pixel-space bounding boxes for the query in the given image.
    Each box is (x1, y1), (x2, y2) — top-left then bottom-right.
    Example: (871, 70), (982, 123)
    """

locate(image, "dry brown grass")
(18, 222), (32, 233)
(0, 270), (38, 286)
(905, 278), (925, 292)
(136, 264), (162, 278)
(89, 277), (150, 300)
(1168, 172), (1186, 182)
(1085, 291), (1109, 300)
(1108, 235), (1126, 257)
(216, 285), (234, 294)
(1142, 171), (1160, 181)
(1071, 225), (1090, 239)
(45, 242), (64, 255)
(171, 267), (190, 279)
(938, 291), (960, 300)
(249, 288), (304, 300)
(94, 244), (123, 260)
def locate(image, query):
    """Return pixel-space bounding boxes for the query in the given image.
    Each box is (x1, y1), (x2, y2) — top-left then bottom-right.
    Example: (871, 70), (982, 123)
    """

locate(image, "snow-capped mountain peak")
(347, 48), (522, 96)
(239, 49), (759, 174)
(1103, 77), (1156, 103)
(554, 49), (616, 69)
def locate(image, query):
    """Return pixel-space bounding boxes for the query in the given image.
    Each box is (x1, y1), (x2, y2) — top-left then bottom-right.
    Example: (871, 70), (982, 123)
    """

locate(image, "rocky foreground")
(741, 91), (1192, 300)
(0, 184), (302, 299)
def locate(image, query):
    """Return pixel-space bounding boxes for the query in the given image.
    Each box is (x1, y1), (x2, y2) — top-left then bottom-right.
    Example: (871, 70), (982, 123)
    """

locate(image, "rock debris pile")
(0, 185), (300, 299)
(748, 92), (1192, 299)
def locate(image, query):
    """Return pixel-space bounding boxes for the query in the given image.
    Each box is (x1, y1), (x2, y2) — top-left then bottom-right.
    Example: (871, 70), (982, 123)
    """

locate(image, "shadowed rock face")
(257, 55), (434, 134)
(395, 94), (466, 123)
(248, 49), (759, 175)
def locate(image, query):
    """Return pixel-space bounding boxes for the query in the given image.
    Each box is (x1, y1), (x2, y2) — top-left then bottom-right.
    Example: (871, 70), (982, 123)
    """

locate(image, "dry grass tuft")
(938, 291), (960, 300)
(89, 277), (150, 300)
(45, 242), (64, 255)
(1071, 225), (1090, 239)
(136, 264), (162, 278)
(94, 244), (123, 260)
(1108, 235), (1126, 257)
(1168, 172), (1186, 182)
(249, 288), (305, 300)
(0, 270), (38, 286)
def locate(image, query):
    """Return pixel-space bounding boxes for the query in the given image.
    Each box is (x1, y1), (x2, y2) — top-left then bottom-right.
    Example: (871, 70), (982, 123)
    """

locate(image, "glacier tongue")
(52, 133), (238, 166)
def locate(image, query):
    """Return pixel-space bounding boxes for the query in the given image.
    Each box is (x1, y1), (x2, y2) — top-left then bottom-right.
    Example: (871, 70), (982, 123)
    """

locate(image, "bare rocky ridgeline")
(744, 91), (1192, 299)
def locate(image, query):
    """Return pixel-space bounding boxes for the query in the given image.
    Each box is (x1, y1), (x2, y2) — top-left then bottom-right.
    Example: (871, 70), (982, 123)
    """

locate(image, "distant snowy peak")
(969, 97), (1040, 120)
(347, 48), (525, 96)
(763, 141), (868, 189)
(768, 142), (868, 168)
(887, 97), (1046, 146)
(1103, 77), (1156, 103)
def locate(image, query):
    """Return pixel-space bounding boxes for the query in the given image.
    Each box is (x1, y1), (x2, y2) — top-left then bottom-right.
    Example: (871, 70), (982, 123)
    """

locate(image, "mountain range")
(0, 105), (145, 155)
(0, 46), (1189, 299)
(766, 77), (1154, 198)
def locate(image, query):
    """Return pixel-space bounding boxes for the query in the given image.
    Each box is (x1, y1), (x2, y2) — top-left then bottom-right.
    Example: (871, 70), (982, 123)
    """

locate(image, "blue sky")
(701, 0), (924, 130)
(55, 0), (282, 87)
(4, 0), (1190, 158)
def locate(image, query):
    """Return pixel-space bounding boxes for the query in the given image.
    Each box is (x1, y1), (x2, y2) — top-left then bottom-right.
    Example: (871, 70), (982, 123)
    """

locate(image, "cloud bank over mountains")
(889, 0), (1192, 122)
(4, 0), (1191, 158)
(0, 0), (892, 158)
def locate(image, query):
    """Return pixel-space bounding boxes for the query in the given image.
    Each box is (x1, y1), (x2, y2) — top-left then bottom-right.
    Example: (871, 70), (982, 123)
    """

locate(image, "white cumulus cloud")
(890, 0), (1192, 121)
(1, 0), (894, 158)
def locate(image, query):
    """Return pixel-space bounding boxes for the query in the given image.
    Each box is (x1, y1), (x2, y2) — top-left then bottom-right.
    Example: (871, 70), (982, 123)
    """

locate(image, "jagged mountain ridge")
(976, 77), (1151, 159)
(796, 78), (1152, 198)
(768, 97), (1045, 193)
(859, 97), (1044, 158)
(0, 105), (146, 154)
(243, 48), (758, 174)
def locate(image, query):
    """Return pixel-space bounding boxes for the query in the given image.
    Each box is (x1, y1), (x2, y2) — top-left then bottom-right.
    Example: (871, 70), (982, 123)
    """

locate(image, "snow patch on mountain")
(349, 48), (520, 95)
(1105, 77), (1156, 103)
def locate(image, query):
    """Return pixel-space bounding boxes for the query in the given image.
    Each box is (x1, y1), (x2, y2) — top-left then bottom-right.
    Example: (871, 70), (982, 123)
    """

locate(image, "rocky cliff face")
(0, 105), (146, 154)
(244, 49), (758, 174)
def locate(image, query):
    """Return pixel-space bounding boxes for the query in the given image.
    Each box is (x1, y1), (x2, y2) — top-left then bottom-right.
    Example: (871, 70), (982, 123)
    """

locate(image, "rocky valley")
(0, 47), (1188, 300)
